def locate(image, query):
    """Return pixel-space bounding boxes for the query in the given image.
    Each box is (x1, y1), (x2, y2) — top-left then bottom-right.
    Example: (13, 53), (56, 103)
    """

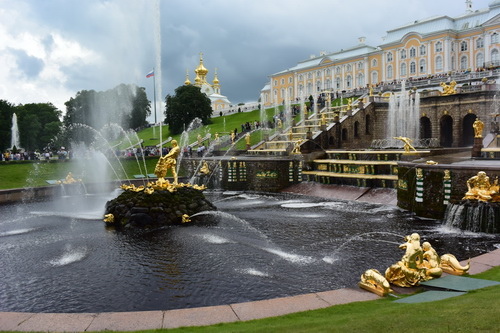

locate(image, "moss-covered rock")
(104, 186), (216, 228)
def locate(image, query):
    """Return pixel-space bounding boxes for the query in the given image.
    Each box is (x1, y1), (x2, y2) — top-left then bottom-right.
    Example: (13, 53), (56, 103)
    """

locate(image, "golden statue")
(57, 172), (81, 184)
(231, 131), (236, 143)
(181, 214), (191, 223)
(473, 118), (484, 138)
(385, 233), (426, 287)
(347, 98), (353, 111)
(277, 119), (283, 129)
(245, 132), (251, 145)
(463, 171), (499, 202)
(291, 139), (303, 154)
(440, 81), (457, 95)
(199, 161), (210, 175)
(214, 132), (219, 142)
(154, 139), (180, 185)
(103, 213), (114, 223)
(197, 134), (203, 146)
(421, 242), (442, 279)
(440, 254), (470, 275)
(393, 136), (417, 153)
(359, 269), (393, 296)
(320, 113), (327, 126)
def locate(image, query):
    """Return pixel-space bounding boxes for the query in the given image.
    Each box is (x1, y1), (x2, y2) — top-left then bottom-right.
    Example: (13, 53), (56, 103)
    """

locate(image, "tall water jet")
(387, 81), (420, 142)
(154, 0), (163, 152)
(10, 113), (20, 150)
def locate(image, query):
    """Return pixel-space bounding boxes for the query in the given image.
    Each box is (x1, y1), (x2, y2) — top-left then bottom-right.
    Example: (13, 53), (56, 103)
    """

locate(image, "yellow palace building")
(262, 0), (500, 106)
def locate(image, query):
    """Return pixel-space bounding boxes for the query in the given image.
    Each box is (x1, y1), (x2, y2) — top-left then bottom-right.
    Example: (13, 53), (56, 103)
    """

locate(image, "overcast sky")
(0, 0), (494, 120)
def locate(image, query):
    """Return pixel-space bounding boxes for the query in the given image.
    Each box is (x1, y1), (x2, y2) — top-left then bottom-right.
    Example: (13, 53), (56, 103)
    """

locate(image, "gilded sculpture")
(379, 233), (470, 289)
(440, 81), (457, 96)
(199, 161), (210, 175)
(155, 140), (180, 185)
(473, 118), (484, 138)
(463, 171), (499, 202)
(359, 269), (393, 296)
(393, 136), (417, 153)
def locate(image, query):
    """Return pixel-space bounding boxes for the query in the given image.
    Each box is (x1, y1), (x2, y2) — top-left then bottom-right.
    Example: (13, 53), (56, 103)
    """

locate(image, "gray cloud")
(8, 48), (44, 78)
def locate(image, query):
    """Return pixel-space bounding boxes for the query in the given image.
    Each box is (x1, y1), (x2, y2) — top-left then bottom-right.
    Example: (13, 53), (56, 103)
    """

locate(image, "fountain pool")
(1, 190), (499, 313)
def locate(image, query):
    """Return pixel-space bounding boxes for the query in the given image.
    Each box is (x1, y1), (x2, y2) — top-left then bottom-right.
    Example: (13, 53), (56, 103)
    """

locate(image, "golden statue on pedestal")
(463, 171), (499, 202)
(154, 139), (180, 185)
(393, 136), (417, 153)
(473, 118), (484, 138)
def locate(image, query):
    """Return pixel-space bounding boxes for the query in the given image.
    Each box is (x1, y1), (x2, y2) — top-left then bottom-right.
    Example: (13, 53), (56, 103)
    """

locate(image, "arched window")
(476, 53), (484, 68)
(460, 56), (468, 70)
(436, 56), (443, 71)
(335, 77), (341, 89)
(298, 84), (303, 95)
(346, 75), (352, 88)
(281, 88), (285, 99)
(346, 64), (352, 72)
(419, 45), (426, 56)
(419, 59), (426, 73)
(400, 49), (407, 59)
(451, 56), (456, 70)
(387, 65), (393, 78)
(307, 82), (312, 94)
(371, 71), (378, 84)
(316, 80), (322, 92)
(357, 73), (365, 87)
(336, 67), (341, 74)
(476, 38), (484, 49)
(326, 68), (331, 75)
(435, 41), (443, 52)
(325, 79), (331, 89)
(308, 73), (313, 79)
(460, 41), (468, 52)
(298, 74), (303, 81)
(289, 87), (293, 98)
(492, 33), (499, 44)
(387, 52), (393, 62)
(410, 61), (416, 74)
(372, 59), (378, 67)
(400, 63), (407, 76)
(409, 47), (416, 58)
(354, 121), (360, 138)
(288, 77), (293, 83)
(491, 49), (499, 64)
(281, 78), (285, 85)
(358, 62), (363, 70)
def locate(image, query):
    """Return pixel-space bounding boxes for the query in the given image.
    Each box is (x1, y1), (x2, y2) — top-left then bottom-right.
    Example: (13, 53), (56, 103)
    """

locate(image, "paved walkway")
(1, 248), (499, 332)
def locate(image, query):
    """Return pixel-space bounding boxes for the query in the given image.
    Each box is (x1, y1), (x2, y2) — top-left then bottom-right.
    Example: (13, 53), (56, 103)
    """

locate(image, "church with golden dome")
(184, 53), (231, 112)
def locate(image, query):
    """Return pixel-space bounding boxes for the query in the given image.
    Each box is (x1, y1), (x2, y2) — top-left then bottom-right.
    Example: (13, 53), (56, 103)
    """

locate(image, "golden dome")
(212, 68), (219, 85)
(195, 53), (209, 76)
(184, 69), (191, 85)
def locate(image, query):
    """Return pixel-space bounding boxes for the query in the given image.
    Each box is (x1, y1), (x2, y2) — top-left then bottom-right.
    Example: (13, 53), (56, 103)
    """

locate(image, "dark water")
(0, 190), (499, 313)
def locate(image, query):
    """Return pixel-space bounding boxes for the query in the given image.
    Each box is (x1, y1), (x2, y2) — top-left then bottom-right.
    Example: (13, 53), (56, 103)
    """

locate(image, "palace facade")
(262, 1), (500, 106)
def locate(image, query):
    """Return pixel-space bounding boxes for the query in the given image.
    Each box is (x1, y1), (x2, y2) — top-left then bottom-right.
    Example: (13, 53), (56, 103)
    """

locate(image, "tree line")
(1, 82), (213, 152)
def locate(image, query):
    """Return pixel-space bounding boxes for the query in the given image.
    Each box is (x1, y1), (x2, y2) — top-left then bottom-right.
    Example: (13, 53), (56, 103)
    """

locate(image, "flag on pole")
(146, 70), (154, 78)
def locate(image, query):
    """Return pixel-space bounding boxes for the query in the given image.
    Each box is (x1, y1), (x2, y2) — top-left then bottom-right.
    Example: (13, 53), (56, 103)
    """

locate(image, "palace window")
(435, 56), (443, 71)
(460, 55), (468, 70)
(274, 80), (277, 86)
(346, 75), (352, 88)
(492, 49), (499, 64)
(419, 59), (426, 73)
(299, 74), (303, 81)
(307, 82), (313, 94)
(435, 41), (443, 52)
(357, 73), (365, 87)
(371, 71), (378, 84)
(358, 62), (363, 70)
(336, 77), (341, 89)
(372, 59), (378, 67)
(492, 33), (499, 44)
(419, 45), (426, 56)
(400, 49), (407, 59)
(400, 63), (407, 76)
(289, 87), (293, 98)
(326, 79), (331, 89)
(476, 38), (484, 49)
(289, 77), (293, 83)
(460, 41), (468, 52)
(410, 61), (416, 74)
(409, 47), (416, 58)
(387, 52), (393, 62)
(316, 80), (322, 91)
(299, 84), (303, 95)
(326, 68), (331, 76)
(346, 64), (352, 72)
(317, 70), (321, 77)
(476, 53), (484, 68)
(336, 67), (341, 74)
(281, 78), (285, 85)
(308, 73), (313, 79)
(387, 65), (393, 79)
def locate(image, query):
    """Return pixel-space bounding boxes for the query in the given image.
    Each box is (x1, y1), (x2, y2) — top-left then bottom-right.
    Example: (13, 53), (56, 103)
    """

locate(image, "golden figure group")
(440, 81), (457, 95)
(154, 140), (180, 185)
(463, 171), (499, 202)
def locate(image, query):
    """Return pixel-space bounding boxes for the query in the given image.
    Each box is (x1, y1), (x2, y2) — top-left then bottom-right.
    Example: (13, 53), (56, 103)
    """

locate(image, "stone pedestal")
(471, 137), (483, 158)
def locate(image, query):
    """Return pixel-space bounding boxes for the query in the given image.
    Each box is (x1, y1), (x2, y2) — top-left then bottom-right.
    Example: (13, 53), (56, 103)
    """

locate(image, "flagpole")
(153, 67), (157, 142)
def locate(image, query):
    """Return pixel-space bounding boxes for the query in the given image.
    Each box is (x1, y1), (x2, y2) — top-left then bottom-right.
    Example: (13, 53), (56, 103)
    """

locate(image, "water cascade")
(443, 201), (500, 233)
(387, 81), (420, 145)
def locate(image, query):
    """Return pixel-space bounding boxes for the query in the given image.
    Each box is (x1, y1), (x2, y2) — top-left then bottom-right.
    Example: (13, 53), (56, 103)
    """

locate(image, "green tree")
(0, 99), (16, 152)
(16, 103), (62, 151)
(165, 85), (212, 135)
(130, 86), (150, 130)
